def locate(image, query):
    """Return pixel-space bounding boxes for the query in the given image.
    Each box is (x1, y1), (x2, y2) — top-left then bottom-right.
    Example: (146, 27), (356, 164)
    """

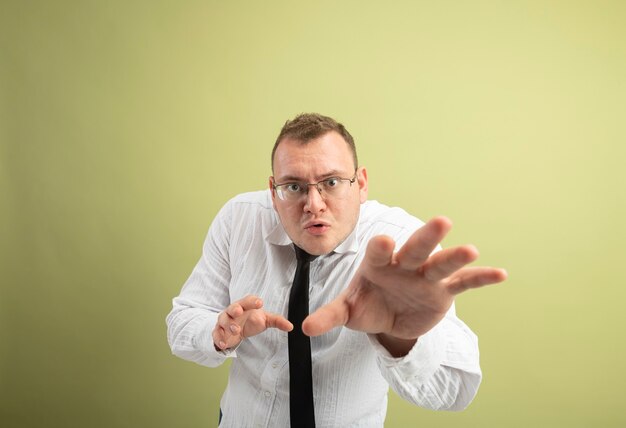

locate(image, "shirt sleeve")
(367, 303), (482, 411)
(166, 200), (237, 367)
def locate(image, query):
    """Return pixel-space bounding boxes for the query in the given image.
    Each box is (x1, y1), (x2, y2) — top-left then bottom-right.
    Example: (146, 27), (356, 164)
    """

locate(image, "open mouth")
(305, 222), (329, 235)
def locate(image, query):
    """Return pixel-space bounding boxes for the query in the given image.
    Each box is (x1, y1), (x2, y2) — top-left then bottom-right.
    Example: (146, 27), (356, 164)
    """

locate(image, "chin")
(299, 239), (336, 256)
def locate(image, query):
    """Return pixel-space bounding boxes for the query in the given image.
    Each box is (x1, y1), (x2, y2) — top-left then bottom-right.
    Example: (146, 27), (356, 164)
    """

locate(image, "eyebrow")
(275, 170), (349, 183)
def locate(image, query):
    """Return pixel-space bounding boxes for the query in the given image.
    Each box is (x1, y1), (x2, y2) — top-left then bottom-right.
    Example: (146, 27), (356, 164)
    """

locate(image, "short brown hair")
(271, 113), (358, 171)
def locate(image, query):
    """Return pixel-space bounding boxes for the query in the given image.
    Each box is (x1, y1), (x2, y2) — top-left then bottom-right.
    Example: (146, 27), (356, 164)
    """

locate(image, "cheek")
(279, 205), (302, 226)
(336, 200), (360, 224)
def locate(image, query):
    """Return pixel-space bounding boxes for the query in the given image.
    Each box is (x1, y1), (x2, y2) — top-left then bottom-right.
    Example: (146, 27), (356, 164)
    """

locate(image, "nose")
(303, 184), (326, 214)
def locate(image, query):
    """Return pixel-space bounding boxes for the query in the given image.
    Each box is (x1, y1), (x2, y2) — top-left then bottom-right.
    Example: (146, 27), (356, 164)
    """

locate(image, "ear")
(357, 167), (368, 203)
(269, 176), (277, 209)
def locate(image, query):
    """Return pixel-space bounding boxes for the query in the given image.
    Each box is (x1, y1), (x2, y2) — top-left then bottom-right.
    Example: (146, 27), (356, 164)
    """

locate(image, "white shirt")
(166, 190), (482, 428)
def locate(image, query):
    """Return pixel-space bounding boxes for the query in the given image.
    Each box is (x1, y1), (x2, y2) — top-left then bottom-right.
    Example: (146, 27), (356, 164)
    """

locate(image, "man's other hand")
(212, 295), (293, 351)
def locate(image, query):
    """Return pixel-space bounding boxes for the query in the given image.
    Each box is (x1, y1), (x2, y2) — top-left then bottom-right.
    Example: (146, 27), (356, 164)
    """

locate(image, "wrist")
(376, 333), (418, 358)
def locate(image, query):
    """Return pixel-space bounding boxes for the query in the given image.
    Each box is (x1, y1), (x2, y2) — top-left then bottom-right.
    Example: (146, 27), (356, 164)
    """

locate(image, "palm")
(303, 217), (507, 343)
(238, 310), (274, 339)
(213, 295), (293, 350)
(342, 264), (454, 339)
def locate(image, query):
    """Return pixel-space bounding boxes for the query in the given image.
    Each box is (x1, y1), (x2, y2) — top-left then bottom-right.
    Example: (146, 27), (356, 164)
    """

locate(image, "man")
(166, 113), (507, 427)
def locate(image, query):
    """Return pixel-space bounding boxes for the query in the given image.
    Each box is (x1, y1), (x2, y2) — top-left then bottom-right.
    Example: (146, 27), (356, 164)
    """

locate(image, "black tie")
(288, 245), (317, 428)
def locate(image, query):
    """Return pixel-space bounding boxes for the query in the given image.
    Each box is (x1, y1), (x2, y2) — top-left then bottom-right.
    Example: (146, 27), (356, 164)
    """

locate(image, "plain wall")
(1, 1), (625, 427)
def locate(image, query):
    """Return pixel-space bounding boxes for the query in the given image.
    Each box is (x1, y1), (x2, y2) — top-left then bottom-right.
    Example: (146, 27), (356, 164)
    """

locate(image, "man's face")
(270, 131), (368, 256)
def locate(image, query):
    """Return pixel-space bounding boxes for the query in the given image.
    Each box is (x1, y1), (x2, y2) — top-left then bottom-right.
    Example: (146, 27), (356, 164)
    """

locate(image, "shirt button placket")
(258, 352), (286, 428)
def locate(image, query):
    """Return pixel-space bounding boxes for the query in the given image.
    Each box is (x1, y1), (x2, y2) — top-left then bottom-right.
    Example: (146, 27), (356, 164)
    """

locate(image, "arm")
(368, 305), (482, 410)
(166, 199), (293, 367)
(303, 216), (506, 409)
(166, 201), (234, 367)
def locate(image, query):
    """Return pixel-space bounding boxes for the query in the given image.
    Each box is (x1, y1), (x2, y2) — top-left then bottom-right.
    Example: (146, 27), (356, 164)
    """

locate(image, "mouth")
(304, 221), (330, 235)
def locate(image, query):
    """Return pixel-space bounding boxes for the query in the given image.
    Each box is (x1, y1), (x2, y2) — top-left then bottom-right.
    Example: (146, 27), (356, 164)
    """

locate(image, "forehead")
(273, 131), (354, 180)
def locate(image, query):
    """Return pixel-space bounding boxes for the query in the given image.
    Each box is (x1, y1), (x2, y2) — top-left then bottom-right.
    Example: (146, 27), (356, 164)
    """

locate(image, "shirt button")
(264, 391), (271, 397)
(272, 362), (278, 368)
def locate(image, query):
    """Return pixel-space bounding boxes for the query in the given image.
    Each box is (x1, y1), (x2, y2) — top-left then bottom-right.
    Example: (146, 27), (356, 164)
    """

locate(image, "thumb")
(364, 235), (395, 268)
(302, 295), (349, 337)
(265, 312), (294, 332)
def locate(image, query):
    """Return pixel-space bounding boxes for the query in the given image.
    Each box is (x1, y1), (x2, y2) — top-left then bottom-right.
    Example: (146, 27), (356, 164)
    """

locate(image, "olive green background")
(1, 1), (625, 427)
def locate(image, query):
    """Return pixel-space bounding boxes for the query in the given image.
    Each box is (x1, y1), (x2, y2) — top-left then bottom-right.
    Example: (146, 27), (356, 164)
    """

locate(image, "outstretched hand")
(213, 295), (293, 350)
(302, 216), (507, 355)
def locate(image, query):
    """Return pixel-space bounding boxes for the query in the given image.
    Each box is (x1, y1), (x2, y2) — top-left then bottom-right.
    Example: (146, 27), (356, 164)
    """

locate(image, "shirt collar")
(265, 217), (293, 246)
(332, 222), (359, 254)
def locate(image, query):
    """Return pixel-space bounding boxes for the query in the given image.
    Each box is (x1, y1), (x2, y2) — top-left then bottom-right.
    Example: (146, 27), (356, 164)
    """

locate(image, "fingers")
(213, 296), (263, 350)
(302, 296), (349, 337)
(420, 245), (479, 281)
(446, 267), (508, 295)
(396, 216), (452, 270)
(265, 312), (294, 332)
(212, 322), (234, 350)
(363, 235), (395, 268)
(220, 295), (263, 335)
(213, 296), (295, 350)
(214, 310), (239, 350)
(225, 295), (262, 318)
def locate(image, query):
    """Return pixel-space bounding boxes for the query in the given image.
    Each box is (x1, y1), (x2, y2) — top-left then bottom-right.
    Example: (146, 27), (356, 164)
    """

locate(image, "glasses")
(273, 173), (357, 202)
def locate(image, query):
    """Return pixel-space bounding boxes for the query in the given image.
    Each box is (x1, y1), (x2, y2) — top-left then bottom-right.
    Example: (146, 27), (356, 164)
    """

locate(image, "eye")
(285, 183), (302, 193)
(324, 178), (340, 187)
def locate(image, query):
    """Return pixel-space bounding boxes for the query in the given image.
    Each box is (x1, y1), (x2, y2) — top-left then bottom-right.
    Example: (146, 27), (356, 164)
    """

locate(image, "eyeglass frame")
(271, 172), (358, 202)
